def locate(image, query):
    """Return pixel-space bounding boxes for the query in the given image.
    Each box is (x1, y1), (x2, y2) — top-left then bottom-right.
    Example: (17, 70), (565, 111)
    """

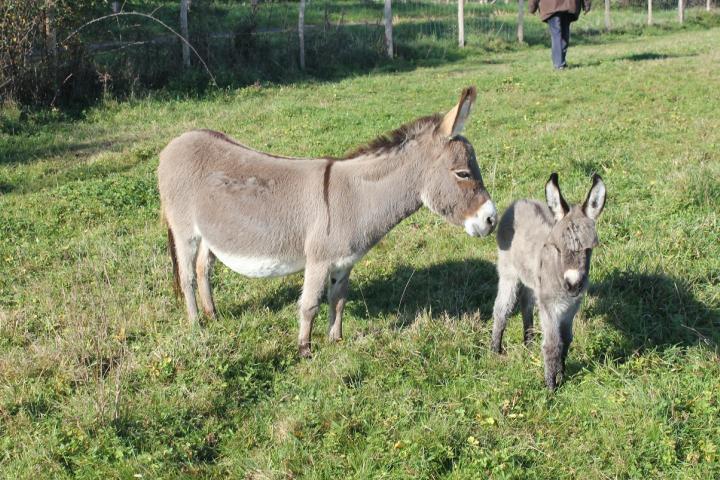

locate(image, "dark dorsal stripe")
(343, 114), (442, 159)
(323, 159), (334, 235)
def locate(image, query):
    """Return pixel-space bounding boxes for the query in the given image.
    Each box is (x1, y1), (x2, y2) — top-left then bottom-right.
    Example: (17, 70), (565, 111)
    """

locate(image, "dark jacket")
(529, 0), (590, 22)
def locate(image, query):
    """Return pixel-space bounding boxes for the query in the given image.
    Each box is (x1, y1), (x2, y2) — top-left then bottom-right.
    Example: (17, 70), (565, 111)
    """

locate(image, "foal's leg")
(539, 304), (562, 391)
(558, 304), (579, 381)
(173, 232), (200, 324)
(520, 286), (536, 346)
(491, 276), (519, 353)
(327, 267), (351, 342)
(195, 240), (217, 319)
(298, 262), (331, 358)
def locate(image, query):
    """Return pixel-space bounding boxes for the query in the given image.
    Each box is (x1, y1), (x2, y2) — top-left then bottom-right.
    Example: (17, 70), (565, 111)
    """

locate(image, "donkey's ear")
(437, 86), (477, 138)
(583, 173), (606, 220)
(545, 173), (570, 222)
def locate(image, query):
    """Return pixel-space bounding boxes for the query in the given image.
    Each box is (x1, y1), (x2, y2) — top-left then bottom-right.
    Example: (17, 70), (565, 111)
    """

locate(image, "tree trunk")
(384, 0), (394, 58)
(45, 0), (58, 92)
(112, 1), (120, 13)
(517, 0), (525, 43)
(604, 0), (611, 31)
(458, 0), (465, 47)
(299, 0), (306, 69)
(647, 0), (652, 25)
(180, 0), (190, 68)
(678, 0), (684, 23)
(45, 1), (57, 60)
(708, 0), (712, 11)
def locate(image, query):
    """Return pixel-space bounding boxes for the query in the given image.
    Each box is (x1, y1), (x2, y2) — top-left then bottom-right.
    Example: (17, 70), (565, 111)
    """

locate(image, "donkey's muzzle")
(464, 200), (497, 237)
(563, 269), (587, 297)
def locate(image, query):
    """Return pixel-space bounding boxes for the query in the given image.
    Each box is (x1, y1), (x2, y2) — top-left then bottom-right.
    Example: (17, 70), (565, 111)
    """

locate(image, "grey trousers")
(547, 13), (571, 69)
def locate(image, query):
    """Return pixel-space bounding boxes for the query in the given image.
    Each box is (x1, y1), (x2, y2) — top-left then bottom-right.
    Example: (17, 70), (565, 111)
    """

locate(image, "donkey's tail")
(163, 214), (181, 298)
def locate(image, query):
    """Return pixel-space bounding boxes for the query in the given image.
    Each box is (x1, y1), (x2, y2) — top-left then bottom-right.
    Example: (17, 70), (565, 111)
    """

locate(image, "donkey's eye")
(454, 170), (472, 180)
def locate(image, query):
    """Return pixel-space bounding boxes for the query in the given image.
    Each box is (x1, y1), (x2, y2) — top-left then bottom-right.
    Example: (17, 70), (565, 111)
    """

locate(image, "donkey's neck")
(339, 147), (427, 248)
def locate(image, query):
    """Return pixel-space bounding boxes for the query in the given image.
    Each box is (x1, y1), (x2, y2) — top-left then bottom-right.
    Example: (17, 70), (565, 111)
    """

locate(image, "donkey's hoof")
(328, 334), (343, 343)
(490, 342), (504, 355)
(298, 344), (312, 359)
(545, 374), (560, 392)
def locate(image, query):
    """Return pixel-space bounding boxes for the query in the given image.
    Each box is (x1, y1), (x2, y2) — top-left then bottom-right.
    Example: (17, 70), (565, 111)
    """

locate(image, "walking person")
(529, 0), (591, 69)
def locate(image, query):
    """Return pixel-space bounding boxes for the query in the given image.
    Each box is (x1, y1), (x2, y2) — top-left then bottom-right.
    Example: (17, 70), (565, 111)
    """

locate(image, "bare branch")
(60, 11), (216, 86)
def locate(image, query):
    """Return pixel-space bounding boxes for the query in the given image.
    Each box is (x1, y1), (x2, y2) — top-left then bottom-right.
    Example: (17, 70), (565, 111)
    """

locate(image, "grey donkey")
(158, 87), (498, 357)
(491, 173), (607, 390)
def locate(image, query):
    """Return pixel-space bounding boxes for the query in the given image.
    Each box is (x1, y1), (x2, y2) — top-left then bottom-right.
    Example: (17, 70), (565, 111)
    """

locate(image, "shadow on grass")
(349, 259), (498, 328)
(223, 277), (302, 317)
(587, 270), (719, 356)
(221, 259), (498, 326)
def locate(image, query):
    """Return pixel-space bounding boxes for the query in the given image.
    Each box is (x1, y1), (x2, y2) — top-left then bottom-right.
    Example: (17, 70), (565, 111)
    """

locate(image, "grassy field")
(2, 24), (720, 479)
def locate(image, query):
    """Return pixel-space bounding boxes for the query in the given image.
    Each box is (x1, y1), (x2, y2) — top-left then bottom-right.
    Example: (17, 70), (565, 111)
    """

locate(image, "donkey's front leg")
(298, 262), (331, 358)
(539, 305), (563, 391)
(491, 277), (519, 353)
(327, 267), (351, 342)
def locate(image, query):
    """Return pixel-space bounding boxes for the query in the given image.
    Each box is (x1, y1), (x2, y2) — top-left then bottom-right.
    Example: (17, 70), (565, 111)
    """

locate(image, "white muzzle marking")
(564, 269), (581, 286)
(464, 200), (497, 237)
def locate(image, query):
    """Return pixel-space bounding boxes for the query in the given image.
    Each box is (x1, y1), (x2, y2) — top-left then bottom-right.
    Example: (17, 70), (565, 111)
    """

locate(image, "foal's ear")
(438, 86), (477, 138)
(545, 173), (570, 222)
(583, 173), (606, 220)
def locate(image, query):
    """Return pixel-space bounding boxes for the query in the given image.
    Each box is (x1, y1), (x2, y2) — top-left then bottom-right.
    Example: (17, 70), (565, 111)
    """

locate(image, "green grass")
(2, 25), (720, 479)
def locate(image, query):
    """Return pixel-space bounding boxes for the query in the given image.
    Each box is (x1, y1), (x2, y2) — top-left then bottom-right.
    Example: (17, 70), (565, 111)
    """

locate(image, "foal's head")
(420, 87), (497, 237)
(544, 173), (607, 297)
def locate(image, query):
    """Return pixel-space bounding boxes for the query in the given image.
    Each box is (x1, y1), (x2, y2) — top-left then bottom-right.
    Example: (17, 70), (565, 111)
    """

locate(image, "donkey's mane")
(343, 114), (442, 159)
(196, 129), (243, 147)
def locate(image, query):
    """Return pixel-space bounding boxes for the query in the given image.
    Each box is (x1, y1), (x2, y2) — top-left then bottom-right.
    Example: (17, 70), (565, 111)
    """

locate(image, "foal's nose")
(563, 269), (584, 295)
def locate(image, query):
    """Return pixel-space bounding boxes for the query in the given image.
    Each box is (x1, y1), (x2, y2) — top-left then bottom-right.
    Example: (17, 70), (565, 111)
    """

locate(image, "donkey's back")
(495, 199), (554, 289)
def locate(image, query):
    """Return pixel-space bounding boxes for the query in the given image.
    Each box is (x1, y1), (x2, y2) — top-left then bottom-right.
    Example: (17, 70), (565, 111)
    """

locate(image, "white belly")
(213, 249), (305, 278)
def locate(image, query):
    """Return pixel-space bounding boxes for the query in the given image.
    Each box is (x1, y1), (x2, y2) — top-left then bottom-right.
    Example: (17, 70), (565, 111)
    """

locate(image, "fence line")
(4, 0), (717, 105)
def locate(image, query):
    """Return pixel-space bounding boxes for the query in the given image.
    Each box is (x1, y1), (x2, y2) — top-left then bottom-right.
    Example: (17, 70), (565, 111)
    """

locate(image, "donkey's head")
(420, 86), (497, 237)
(545, 173), (607, 297)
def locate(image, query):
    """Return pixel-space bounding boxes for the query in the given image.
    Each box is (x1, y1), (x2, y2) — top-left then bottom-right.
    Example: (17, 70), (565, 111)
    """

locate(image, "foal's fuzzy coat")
(491, 173), (606, 390)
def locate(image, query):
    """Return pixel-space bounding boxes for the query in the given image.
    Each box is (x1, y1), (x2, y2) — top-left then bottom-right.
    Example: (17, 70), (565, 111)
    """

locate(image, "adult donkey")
(158, 86), (497, 356)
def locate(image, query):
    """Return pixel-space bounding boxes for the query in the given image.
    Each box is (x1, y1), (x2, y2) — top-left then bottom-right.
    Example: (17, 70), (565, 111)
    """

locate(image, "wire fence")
(2, 0), (718, 106)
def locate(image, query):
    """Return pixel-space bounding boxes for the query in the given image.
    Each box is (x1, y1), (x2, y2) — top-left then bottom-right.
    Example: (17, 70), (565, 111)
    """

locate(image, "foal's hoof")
(490, 342), (504, 355)
(298, 343), (312, 359)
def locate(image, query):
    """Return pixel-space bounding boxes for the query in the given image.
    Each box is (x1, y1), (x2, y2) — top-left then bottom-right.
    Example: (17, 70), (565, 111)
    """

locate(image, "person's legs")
(547, 14), (565, 69)
(561, 14), (571, 67)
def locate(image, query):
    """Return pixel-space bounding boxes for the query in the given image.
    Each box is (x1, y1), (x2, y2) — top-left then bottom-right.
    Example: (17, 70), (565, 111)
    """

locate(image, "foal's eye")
(454, 170), (472, 180)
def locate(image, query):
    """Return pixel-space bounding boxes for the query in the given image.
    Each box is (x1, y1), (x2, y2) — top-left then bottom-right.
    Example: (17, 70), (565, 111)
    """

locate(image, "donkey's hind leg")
(196, 240), (217, 319)
(520, 286), (536, 346)
(491, 276), (519, 354)
(173, 232), (200, 324)
(327, 267), (351, 342)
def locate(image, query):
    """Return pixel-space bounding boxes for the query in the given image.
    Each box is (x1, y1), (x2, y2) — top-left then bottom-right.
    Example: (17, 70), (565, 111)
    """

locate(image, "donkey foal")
(491, 173), (606, 390)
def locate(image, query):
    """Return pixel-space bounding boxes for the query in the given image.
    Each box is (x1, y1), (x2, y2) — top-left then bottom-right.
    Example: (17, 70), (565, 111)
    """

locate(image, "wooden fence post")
(384, 0), (394, 58)
(517, 0), (525, 43)
(648, 0), (653, 25)
(299, 0), (306, 69)
(458, 0), (465, 47)
(678, 0), (684, 23)
(604, 0), (611, 31)
(180, 0), (190, 68)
